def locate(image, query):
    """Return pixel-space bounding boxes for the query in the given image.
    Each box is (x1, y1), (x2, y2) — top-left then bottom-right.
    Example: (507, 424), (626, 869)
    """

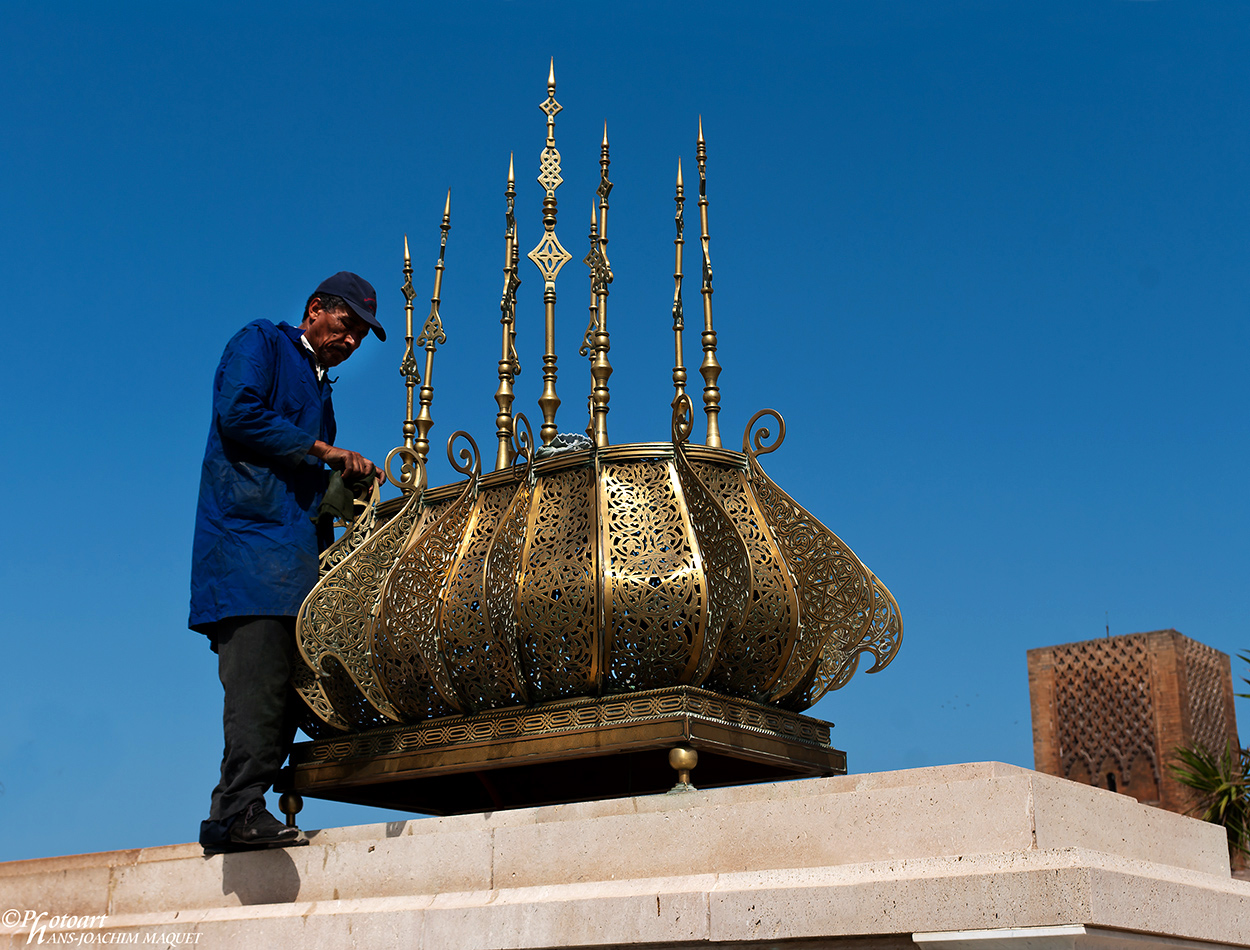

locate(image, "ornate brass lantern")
(281, 64), (901, 815)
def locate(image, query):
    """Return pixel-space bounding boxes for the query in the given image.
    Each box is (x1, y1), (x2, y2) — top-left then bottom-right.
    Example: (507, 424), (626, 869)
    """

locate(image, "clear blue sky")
(2, 2), (1248, 861)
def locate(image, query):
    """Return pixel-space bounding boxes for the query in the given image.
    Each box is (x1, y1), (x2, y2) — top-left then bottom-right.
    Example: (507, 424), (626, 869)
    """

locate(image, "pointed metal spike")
(698, 115), (704, 144)
(444, 189), (451, 217)
(548, 57), (556, 88)
(602, 122), (609, 147)
(404, 234), (410, 260)
(508, 152), (515, 183)
(676, 157), (683, 187)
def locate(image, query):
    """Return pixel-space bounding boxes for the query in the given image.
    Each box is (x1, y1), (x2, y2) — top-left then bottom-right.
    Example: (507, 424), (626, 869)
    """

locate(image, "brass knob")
(278, 792), (304, 828)
(668, 746), (698, 792)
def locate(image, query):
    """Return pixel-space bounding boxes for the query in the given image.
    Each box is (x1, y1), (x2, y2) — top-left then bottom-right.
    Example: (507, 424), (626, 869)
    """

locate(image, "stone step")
(1, 763), (1246, 950)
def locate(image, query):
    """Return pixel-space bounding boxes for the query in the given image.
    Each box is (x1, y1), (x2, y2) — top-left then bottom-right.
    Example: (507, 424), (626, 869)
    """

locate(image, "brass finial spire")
(581, 201), (599, 356)
(671, 157), (686, 403)
(414, 190), (451, 464)
(580, 202), (599, 439)
(527, 57), (573, 447)
(581, 121), (613, 447)
(696, 117), (723, 448)
(495, 155), (523, 471)
(399, 234), (421, 472)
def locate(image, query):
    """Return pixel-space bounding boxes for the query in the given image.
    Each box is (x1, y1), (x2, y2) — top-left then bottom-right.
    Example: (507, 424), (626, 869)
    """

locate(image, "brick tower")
(1027, 629), (1240, 812)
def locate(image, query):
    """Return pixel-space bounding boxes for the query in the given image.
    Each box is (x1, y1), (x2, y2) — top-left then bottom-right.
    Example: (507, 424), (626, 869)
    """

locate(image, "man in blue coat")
(190, 272), (384, 853)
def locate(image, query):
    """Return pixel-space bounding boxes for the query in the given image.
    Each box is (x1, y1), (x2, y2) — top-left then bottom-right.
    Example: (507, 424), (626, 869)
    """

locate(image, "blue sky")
(2, 2), (1248, 861)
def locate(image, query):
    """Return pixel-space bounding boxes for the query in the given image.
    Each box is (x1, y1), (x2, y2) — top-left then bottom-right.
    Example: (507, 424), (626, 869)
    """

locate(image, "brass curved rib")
(295, 486), (430, 728)
(372, 432), (482, 719)
(436, 478), (530, 712)
(291, 660), (350, 734)
(297, 480), (384, 734)
(740, 412), (902, 705)
(688, 417), (800, 699)
(316, 481), (381, 576)
(670, 394), (751, 686)
(480, 418), (536, 708)
(794, 573), (903, 707)
(447, 415), (536, 711)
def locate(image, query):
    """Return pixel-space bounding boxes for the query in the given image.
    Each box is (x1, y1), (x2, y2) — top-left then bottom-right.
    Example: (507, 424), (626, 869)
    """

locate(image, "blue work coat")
(189, 320), (335, 634)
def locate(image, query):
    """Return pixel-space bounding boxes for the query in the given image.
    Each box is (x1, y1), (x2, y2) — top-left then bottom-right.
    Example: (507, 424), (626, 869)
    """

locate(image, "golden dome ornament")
(282, 64), (901, 815)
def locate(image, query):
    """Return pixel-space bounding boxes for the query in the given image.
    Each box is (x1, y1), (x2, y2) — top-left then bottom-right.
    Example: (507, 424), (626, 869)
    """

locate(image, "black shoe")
(199, 817), (236, 855)
(202, 801), (308, 855)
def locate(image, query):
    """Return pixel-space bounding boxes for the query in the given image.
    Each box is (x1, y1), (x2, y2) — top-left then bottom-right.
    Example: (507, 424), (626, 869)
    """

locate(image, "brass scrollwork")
(671, 391), (695, 444)
(512, 412), (535, 482)
(743, 408), (785, 458)
(384, 444), (426, 494)
(446, 430), (481, 478)
(292, 660), (350, 735)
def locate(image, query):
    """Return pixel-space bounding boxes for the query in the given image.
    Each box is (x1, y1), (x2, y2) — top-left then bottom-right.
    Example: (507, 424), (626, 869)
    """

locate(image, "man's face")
(302, 299), (371, 367)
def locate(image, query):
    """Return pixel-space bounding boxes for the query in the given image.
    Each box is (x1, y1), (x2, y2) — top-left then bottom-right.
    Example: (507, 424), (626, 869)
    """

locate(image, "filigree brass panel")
(740, 412), (902, 706)
(516, 465), (599, 701)
(600, 456), (704, 691)
(670, 395), (750, 686)
(299, 429), (901, 729)
(300, 438), (900, 728)
(790, 541), (902, 710)
(692, 460), (799, 700)
(438, 482), (528, 711)
(317, 487), (379, 576)
(750, 466), (871, 703)
(372, 435), (481, 721)
(296, 489), (429, 729)
(482, 477), (535, 707)
(292, 660), (349, 736)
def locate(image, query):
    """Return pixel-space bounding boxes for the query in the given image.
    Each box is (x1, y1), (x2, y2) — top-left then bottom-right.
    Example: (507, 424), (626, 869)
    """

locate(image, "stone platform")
(2, 763), (1248, 949)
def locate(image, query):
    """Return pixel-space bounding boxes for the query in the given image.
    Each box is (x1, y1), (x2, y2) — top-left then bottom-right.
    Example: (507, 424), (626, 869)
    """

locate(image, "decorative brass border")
(292, 685), (834, 768)
(376, 443), (750, 518)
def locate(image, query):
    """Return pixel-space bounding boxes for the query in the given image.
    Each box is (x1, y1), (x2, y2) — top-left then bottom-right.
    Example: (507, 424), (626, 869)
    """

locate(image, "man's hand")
(310, 441), (382, 481)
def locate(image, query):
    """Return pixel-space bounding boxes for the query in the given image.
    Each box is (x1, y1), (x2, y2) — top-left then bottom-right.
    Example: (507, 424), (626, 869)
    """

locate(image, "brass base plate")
(278, 686), (846, 814)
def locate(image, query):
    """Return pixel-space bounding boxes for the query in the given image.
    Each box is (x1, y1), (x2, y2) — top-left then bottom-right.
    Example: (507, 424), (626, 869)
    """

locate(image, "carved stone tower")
(1028, 629), (1240, 812)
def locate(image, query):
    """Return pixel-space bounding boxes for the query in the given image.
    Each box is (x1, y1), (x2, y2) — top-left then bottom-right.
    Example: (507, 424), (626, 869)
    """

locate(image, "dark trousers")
(208, 616), (300, 822)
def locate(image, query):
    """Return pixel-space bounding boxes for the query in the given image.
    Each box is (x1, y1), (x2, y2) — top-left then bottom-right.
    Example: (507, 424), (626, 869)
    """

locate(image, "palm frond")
(1169, 742), (1250, 855)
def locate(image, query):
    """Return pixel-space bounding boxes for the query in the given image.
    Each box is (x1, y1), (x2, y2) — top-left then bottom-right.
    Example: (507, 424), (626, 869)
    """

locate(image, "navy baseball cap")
(314, 272), (386, 342)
